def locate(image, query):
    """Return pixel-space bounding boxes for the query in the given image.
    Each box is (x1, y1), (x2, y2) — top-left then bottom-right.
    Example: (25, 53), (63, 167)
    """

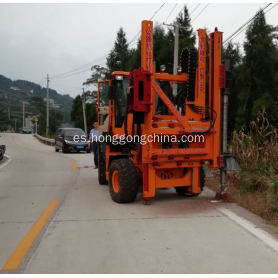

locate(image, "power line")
(172, 3), (200, 25)
(50, 3), (166, 80)
(191, 3), (210, 23)
(164, 3), (178, 23)
(128, 3), (166, 46)
(51, 55), (107, 80)
(149, 3), (166, 20)
(223, 3), (272, 45)
(189, 3), (201, 17)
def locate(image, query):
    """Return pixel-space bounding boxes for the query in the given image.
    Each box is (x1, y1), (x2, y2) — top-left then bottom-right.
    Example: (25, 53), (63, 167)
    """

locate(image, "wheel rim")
(112, 170), (120, 193)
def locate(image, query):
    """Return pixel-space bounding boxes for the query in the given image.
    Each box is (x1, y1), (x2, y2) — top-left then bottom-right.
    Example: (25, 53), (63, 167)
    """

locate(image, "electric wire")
(164, 3), (178, 24)
(191, 4), (210, 23)
(51, 3), (166, 80)
(189, 3), (201, 16)
(223, 3), (272, 45)
(128, 3), (166, 47)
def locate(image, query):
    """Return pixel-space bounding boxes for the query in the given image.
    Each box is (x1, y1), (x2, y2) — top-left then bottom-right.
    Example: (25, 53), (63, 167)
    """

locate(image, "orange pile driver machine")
(97, 20), (227, 203)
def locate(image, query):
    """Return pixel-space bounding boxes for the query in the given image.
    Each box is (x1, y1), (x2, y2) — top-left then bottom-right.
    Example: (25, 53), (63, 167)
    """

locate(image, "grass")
(211, 108), (278, 226)
(219, 109), (278, 225)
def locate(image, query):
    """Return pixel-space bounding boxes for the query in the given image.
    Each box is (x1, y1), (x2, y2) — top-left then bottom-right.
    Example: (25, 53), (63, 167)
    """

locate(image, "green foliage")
(83, 65), (109, 85)
(227, 10), (278, 131)
(223, 42), (242, 134)
(106, 28), (131, 74)
(153, 25), (174, 71)
(29, 96), (63, 136)
(0, 74), (73, 132)
(173, 5), (196, 54)
(107, 5), (195, 75)
(70, 95), (97, 131)
(127, 41), (141, 71)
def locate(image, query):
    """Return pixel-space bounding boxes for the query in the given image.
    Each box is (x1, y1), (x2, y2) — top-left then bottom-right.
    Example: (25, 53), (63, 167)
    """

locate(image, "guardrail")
(34, 134), (55, 146)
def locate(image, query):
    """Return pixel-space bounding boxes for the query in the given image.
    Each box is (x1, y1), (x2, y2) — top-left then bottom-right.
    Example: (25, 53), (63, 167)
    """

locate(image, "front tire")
(109, 159), (138, 203)
(62, 144), (68, 153)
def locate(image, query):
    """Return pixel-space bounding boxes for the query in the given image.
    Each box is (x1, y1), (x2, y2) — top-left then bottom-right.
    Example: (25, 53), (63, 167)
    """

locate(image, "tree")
(153, 25), (174, 71)
(83, 65), (109, 85)
(29, 96), (62, 136)
(173, 5), (196, 55)
(70, 95), (97, 131)
(127, 40), (141, 71)
(237, 10), (278, 127)
(223, 42), (242, 135)
(106, 28), (130, 74)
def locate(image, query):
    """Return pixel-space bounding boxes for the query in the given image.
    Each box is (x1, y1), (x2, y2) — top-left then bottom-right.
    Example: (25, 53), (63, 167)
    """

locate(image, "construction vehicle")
(97, 20), (226, 203)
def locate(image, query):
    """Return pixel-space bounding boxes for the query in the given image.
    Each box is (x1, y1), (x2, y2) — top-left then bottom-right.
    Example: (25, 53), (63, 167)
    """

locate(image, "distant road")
(0, 133), (278, 274)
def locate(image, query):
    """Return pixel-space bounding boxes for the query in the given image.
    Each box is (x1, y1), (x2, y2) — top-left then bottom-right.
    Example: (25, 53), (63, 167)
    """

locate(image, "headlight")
(160, 65), (166, 72)
(64, 139), (71, 144)
(115, 75), (123, 80)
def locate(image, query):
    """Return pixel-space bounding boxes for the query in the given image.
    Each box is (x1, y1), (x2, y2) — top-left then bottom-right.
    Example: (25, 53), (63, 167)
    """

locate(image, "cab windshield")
(114, 76), (129, 127)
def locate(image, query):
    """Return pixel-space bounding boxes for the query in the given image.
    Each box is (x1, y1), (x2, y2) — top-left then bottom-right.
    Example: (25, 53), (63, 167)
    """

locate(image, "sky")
(0, 3), (277, 98)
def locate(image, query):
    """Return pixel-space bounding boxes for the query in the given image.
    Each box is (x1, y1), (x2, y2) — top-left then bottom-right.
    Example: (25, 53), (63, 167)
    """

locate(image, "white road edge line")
(219, 207), (278, 253)
(0, 155), (12, 169)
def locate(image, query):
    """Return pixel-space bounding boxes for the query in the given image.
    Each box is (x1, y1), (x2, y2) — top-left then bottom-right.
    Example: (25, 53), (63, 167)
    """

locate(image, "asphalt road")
(0, 133), (278, 274)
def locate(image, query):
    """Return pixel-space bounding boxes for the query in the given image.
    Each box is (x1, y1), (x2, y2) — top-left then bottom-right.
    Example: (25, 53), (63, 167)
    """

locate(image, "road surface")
(0, 133), (278, 273)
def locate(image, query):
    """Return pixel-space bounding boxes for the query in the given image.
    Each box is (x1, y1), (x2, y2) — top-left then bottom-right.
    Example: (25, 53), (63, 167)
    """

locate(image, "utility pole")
(14, 119), (17, 132)
(8, 107), (10, 121)
(173, 24), (179, 96)
(22, 101), (25, 128)
(82, 88), (88, 135)
(163, 22), (184, 96)
(46, 74), (50, 137)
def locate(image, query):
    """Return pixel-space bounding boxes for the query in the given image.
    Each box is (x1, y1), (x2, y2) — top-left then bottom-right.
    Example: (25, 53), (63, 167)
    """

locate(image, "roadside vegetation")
(229, 109), (278, 225)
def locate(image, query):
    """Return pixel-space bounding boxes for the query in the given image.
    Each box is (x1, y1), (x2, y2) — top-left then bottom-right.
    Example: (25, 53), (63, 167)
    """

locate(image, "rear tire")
(109, 159), (138, 203)
(175, 168), (205, 197)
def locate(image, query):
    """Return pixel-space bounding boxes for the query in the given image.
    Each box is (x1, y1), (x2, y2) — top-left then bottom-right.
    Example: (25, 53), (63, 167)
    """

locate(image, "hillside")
(0, 74), (73, 129)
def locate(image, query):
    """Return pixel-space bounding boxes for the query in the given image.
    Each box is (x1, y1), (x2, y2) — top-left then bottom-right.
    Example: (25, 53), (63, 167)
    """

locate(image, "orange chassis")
(97, 20), (225, 203)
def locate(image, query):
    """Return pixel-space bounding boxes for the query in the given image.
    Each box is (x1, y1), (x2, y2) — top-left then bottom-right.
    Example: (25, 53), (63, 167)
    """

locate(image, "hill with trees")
(0, 74), (73, 134)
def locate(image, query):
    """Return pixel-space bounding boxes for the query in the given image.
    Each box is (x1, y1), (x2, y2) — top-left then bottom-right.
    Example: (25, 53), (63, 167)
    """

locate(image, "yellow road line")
(2, 200), (59, 270)
(72, 160), (77, 171)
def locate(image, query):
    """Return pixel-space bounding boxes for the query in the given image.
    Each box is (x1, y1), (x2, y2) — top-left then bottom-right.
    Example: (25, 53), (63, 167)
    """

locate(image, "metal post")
(163, 22), (184, 96)
(82, 88), (88, 135)
(223, 89), (229, 154)
(15, 119), (17, 132)
(173, 24), (179, 96)
(22, 102), (25, 128)
(46, 74), (50, 136)
(220, 88), (229, 192)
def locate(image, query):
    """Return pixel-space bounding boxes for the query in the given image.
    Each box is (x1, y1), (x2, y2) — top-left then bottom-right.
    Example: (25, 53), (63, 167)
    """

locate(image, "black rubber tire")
(98, 147), (107, 185)
(175, 168), (205, 197)
(109, 159), (138, 203)
(62, 144), (68, 153)
(86, 149), (91, 153)
(55, 147), (59, 152)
